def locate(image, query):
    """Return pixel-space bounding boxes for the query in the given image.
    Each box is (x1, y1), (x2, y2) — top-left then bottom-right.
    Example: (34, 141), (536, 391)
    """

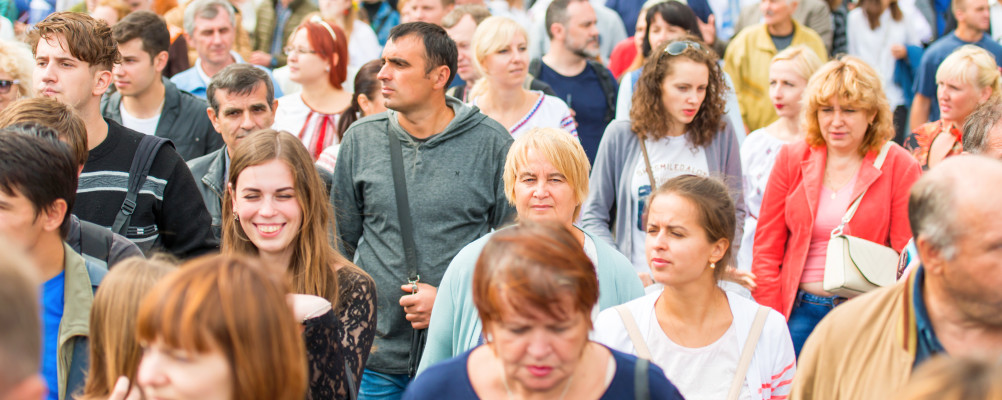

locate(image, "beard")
(565, 36), (600, 60)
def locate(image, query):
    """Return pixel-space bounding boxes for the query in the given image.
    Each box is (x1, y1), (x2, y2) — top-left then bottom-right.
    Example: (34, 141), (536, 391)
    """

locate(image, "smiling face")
(769, 59), (809, 120)
(817, 96), (875, 155)
(114, 38), (165, 97)
(513, 148), (579, 227)
(486, 296), (589, 393)
(660, 59), (709, 129)
(482, 32), (529, 89)
(207, 83), (277, 156)
(136, 339), (234, 400)
(645, 193), (726, 287)
(446, 14), (479, 83)
(231, 159), (302, 260)
(937, 68), (991, 125)
(33, 34), (106, 111)
(286, 29), (331, 85)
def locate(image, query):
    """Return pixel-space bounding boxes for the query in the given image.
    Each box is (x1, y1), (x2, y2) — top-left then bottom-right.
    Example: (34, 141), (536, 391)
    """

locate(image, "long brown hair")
(222, 130), (364, 306)
(135, 254), (308, 400)
(860, 0), (902, 29)
(630, 37), (727, 146)
(80, 257), (175, 400)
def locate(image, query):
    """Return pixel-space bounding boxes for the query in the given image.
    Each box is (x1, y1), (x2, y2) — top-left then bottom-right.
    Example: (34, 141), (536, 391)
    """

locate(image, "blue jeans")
(359, 369), (412, 400)
(787, 290), (846, 357)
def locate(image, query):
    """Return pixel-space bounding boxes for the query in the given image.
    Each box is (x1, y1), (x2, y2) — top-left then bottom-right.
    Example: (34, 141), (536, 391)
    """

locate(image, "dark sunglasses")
(664, 41), (705, 56)
(0, 80), (18, 94)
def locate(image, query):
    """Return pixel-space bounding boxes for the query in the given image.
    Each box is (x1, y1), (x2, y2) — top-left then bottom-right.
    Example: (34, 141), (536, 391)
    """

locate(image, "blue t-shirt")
(537, 62), (616, 164)
(913, 32), (1002, 122)
(403, 345), (684, 399)
(41, 271), (65, 400)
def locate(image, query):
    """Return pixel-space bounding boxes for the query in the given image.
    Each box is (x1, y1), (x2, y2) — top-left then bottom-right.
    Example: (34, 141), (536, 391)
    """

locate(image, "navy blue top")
(912, 266), (946, 367)
(913, 32), (1002, 122)
(537, 62), (616, 164)
(403, 345), (684, 399)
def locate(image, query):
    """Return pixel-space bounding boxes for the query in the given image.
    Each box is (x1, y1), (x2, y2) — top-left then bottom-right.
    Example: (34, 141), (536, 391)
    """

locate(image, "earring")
(709, 262), (716, 269)
(485, 333), (493, 343)
(234, 212), (239, 221)
(325, 66), (331, 72)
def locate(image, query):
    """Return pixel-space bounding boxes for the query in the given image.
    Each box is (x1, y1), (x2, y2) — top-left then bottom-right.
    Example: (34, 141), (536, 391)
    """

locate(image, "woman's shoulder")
(404, 350), (477, 399)
(335, 265), (376, 302)
(603, 347), (685, 400)
(725, 291), (790, 340)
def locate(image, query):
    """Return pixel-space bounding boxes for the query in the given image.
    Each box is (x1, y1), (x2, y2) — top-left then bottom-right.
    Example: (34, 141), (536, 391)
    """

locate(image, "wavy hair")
(630, 37), (727, 146)
(804, 56), (893, 155)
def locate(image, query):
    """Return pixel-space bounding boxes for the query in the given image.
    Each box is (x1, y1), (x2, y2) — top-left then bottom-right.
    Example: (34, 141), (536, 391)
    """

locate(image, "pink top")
(801, 173), (860, 283)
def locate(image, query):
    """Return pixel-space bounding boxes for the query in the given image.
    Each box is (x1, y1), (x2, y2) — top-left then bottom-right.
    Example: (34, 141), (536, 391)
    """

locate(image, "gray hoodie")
(331, 97), (516, 374)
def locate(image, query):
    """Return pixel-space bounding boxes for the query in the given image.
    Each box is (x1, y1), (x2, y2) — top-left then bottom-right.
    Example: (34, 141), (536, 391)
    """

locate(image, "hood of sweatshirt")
(385, 96), (494, 149)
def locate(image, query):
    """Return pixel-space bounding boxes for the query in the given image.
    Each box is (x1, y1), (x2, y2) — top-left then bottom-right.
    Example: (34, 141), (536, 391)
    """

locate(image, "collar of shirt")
(196, 51), (246, 86)
(912, 265), (947, 367)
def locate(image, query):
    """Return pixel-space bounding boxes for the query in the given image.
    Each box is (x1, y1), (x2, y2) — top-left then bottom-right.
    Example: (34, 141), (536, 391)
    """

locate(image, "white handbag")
(822, 141), (899, 298)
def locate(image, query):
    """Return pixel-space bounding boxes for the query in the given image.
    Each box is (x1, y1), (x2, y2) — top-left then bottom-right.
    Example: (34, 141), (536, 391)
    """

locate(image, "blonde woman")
(468, 16), (577, 139)
(0, 40), (33, 113)
(905, 45), (1002, 169)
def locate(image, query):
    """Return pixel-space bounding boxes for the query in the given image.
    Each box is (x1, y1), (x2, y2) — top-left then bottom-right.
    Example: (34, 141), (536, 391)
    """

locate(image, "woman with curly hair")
(581, 37), (745, 285)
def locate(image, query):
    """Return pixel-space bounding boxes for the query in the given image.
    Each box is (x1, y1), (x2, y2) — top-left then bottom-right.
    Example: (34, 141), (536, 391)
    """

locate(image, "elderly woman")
(752, 56), (922, 355)
(418, 127), (644, 373)
(468, 16), (576, 139)
(273, 17), (352, 160)
(905, 45), (1001, 170)
(405, 222), (683, 399)
(594, 175), (796, 400)
(582, 38), (745, 281)
(0, 40), (33, 113)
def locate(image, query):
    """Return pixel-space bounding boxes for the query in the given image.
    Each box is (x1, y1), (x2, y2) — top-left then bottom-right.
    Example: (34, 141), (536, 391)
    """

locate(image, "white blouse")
(273, 93), (342, 160)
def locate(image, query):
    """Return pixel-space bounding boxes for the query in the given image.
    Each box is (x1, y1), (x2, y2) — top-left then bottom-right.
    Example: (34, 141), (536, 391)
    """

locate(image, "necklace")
(824, 162), (861, 200)
(501, 356), (576, 400)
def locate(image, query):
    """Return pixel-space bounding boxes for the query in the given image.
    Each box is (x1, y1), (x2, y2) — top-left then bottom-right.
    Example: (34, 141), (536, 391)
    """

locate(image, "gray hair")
(183, 0), (236, 35)
(963, 99), (1002, 155)
(207, 64), (274, 113)
(909, 171), (960, 261)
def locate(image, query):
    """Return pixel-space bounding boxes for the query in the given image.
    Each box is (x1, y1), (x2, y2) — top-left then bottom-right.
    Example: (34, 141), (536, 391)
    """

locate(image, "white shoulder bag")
(822, 141), (900, 298)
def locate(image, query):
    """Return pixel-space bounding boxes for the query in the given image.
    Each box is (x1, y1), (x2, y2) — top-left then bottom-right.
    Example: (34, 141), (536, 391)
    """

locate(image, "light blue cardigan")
(580, 119), (746, 265)
(417, 226), (645, 374)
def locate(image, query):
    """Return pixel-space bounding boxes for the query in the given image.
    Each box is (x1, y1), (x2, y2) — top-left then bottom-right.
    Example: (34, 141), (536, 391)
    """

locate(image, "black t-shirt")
(537, 62), (616, 163)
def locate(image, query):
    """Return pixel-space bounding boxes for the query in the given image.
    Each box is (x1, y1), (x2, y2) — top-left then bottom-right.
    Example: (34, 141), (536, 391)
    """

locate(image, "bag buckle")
(408, 275), (420, 295)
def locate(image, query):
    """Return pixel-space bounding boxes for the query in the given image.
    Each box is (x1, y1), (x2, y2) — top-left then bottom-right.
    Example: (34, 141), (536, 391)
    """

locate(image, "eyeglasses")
(0, 80), (19, 94)
(284, 46), (318, 56)
(664, 40), (705, 56)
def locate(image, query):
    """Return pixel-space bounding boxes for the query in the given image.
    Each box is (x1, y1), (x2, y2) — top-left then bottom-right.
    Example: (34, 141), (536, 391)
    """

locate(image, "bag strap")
(78, 220), (113, 265)
(615, 305), (652, 360)
(112, 135), (170, 235)
(832, 140), (893, 237)
(638, 137), (657, 190)
(726, 306), (770, 400)
(634, 357), (650, 400)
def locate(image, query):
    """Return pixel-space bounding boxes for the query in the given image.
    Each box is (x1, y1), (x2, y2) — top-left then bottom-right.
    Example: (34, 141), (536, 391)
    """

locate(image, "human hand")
(723, 267), (757, 291)
(249, 51), (274, 66)
(891, 44), (907, 60)
(399, 282), (437, 330)
(107, 376), (142, 400)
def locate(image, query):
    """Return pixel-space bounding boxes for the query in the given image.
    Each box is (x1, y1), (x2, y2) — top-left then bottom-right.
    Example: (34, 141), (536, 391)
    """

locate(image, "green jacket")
(253, 0), (318, 67)
(58, 242), (106, 400)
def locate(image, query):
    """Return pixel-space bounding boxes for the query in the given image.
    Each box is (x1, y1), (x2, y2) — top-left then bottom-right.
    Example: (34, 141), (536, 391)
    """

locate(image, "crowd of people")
(3, 0), (1002, 399)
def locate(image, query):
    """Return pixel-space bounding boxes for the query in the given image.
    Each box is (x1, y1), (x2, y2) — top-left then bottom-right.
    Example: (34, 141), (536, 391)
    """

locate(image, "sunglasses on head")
(664, 41), (705, 56)
(0, 80), (18, 94)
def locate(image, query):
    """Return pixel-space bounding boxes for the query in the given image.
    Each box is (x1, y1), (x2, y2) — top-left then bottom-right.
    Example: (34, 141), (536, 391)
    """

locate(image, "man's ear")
(207, 106), (221, 132)
(548, 22), (565, 41)
(431, 64), (451, 90)
(41, 199), (67, 233)
(153, 50), (169, 74)
(93, 68), (113, 96)
(916, 236), (945, 276)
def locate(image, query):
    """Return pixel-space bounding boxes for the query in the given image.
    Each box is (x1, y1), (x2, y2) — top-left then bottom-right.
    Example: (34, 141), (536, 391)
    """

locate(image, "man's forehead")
(35, 34), (78, 60)
(194, 12), (233, 31)
(218, 87), (269, 108)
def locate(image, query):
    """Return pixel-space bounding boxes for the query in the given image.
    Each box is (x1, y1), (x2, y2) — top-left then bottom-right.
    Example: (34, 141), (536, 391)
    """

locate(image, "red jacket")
(751, 141), (921, 318)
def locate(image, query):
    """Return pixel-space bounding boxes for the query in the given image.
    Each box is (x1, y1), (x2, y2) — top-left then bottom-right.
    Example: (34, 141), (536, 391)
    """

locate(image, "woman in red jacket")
(751, 56), (921, 356)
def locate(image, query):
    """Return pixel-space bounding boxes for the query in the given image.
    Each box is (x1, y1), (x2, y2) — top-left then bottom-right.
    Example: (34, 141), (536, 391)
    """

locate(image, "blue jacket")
(170, 52), (283, 99)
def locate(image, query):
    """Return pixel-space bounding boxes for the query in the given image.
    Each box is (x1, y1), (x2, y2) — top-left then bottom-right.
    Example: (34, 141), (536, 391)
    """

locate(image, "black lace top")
(303, 267), (377, 399)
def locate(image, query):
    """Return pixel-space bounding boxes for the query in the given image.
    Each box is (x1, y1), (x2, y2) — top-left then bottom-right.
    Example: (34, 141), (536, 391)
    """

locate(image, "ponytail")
(336, 59), (383, 139)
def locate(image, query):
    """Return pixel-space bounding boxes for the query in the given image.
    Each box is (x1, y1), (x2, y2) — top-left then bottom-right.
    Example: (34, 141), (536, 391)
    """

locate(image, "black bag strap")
(387, 128), (426, 377)
(78, 220), (113, 264)
(112, 135), (171, 235)
(634, 357), (650, 400)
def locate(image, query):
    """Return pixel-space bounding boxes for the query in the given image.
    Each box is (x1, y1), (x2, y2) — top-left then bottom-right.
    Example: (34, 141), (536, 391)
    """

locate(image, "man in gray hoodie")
(330, 22), (515, 399)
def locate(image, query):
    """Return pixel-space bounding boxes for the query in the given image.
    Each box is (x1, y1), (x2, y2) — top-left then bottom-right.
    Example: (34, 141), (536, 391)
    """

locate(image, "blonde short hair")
(771, 45), (824, 83)
(503, 127), (590, 219)
(804, 56), (893, 155)
(936, 45), (1002, 102)
(0, 41), (34, 99)
(470, 16), (527, 99)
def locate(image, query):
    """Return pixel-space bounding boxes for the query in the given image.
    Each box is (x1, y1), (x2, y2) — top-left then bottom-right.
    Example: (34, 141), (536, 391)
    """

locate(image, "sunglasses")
(664, 41), (705, 56)
(0, 80), (19, 94)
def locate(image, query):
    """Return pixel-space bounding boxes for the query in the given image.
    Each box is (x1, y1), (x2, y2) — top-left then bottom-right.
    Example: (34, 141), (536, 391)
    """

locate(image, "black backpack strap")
(78, 220), (113, 264)
(588, 59), (618, 125)
(112, 135), (171, 235)
(635, 358), (650, 400)
(528, 57), (542, 78)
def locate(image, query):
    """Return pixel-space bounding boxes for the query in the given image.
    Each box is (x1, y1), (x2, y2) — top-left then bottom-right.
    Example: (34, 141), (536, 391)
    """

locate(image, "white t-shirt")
(119, 103), (161, 136)
(847, 8), (926, 108)
(472, 91), (578, 140)
(646, 306), (752, 400)
(629, 135), (709, 272)
(737, 130), (786, 273)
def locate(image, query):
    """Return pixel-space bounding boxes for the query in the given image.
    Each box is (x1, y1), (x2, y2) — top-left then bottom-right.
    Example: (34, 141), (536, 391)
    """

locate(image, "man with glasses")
(101, 11), (222, 161)
(724, 0), (827, 132)
(171, 0), (283, 99)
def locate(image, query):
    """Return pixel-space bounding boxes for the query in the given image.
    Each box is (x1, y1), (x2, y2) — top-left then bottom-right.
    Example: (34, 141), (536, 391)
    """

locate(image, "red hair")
(298, 18), (349, 89)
